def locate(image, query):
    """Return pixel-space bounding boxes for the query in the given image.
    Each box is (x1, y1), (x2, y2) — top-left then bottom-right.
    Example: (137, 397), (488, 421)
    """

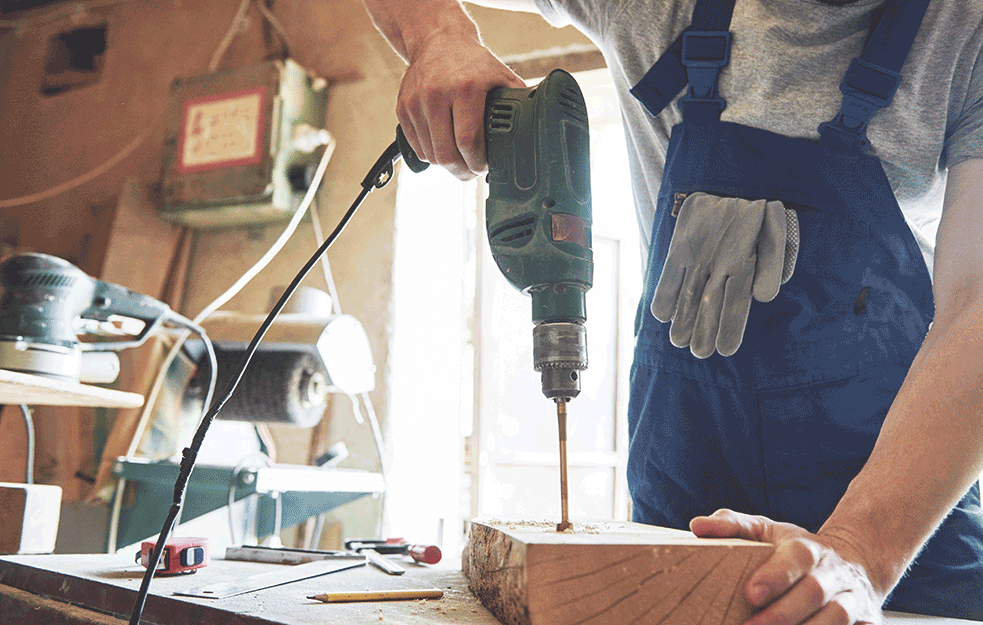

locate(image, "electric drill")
(398, 69), (593, 530)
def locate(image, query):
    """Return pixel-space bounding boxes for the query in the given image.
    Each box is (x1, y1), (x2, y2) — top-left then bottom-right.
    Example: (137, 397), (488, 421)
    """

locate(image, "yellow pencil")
(308, 589), (444, 603)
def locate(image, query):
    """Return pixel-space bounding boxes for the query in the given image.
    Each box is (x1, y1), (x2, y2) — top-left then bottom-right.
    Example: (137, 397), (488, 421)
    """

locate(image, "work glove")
(651, 192), (798, 359)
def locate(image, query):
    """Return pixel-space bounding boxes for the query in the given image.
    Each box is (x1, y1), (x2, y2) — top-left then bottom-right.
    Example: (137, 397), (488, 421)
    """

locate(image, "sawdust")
(485, 519), (604, 534)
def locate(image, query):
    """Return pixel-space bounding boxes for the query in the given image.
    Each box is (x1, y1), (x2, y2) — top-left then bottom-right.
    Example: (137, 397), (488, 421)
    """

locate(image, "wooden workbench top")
(0, 553), (975, 624)
(0, 552), (500, 625)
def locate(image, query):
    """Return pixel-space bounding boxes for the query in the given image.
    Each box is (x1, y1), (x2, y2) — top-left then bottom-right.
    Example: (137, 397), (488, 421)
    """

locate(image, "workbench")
(0, 553), (976, 624)
(0, 552), (498, 625)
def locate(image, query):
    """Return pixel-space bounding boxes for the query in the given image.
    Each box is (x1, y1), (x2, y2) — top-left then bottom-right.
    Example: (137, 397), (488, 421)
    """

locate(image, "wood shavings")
(485, 519), (604, 534)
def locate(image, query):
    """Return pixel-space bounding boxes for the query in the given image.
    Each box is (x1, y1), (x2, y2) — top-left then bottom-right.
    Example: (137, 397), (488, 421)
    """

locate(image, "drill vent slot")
(490, 215), (537, 247)
(488, 102), (516, 133)
(559, 89), (587, 123)
(21, 274), (77, 289)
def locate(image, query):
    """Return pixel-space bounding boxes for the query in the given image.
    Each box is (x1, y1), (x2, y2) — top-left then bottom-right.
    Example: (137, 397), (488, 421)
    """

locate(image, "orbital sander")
(0, 252), (175, 383)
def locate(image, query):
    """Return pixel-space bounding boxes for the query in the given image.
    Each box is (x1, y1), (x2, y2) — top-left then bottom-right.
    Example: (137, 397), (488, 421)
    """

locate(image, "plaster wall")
(0, 0), (597, 545)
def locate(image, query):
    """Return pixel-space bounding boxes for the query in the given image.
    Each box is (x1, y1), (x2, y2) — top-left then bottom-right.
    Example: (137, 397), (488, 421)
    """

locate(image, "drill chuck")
(533, 322), (587, 401)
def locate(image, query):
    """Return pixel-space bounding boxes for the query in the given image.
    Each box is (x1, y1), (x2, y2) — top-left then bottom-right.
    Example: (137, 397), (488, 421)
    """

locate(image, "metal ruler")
(175, 557), (365, 599)
(224, 545), (364, 566)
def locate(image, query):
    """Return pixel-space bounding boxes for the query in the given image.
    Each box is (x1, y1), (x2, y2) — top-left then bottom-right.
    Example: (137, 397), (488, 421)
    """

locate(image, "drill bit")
(556, 400), (571, 532)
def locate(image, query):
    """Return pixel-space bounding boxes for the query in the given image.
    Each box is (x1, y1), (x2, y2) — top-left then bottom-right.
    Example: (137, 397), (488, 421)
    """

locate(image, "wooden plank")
(0, 405), (29, 484)
(0, 483), (62, 554)
(0, 368), (144, 408)
(462, 520), (775, 625)
(88, 179), (189, 502)
(98, 179), (183, 293)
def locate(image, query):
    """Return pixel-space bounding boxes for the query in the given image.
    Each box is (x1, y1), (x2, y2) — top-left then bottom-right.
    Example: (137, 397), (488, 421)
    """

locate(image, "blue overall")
(626, 0), (983, 618)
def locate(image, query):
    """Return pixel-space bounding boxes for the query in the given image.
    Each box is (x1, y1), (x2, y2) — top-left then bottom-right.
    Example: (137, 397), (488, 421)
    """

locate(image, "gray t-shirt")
(532, 0), (983, 273)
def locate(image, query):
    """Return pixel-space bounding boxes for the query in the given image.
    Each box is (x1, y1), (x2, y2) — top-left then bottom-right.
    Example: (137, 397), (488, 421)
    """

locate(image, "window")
(388, 69), (640, 558)
(470, 69), (640, 525)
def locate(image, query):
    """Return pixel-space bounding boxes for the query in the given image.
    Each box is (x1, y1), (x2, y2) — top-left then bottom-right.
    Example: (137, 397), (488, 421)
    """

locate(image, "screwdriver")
(556, 400), (571, 532)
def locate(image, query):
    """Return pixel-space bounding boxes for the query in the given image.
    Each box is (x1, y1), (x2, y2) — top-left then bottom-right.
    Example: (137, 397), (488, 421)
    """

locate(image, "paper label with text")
(178, 88), (266, 173)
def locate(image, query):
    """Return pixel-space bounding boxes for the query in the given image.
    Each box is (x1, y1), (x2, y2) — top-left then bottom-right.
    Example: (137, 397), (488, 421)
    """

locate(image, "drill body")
(394, 69), (591, 530)
(484, 69), (593, 402)
(394, 69), (593, 401)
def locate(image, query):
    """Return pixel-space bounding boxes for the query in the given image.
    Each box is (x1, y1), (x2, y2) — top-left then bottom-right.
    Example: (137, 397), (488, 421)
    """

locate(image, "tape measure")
(136, 537), (210, 575)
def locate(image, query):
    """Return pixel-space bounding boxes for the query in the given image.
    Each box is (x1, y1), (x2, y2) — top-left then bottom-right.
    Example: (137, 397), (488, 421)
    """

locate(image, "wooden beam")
(502, 45), (606, 81)
(463, 519), (774, 625)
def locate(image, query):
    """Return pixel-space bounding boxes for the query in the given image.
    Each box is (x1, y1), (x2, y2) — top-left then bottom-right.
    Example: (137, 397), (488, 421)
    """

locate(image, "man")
(361, 0), (983, 622)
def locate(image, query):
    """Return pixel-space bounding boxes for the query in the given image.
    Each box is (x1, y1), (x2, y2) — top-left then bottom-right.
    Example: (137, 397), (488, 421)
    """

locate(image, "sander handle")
(78, 279), (174, 351)
(85, 278), (172, 325)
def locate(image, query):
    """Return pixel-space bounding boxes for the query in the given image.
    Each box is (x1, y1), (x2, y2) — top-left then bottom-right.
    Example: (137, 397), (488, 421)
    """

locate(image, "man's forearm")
(361, 0), (482, 62)
(360, 0), (527, 177)
(821, 298), (983, 596)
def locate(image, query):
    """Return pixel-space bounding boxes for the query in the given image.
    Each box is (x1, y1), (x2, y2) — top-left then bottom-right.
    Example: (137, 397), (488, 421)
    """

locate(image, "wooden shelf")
(0, 368), (143, 408)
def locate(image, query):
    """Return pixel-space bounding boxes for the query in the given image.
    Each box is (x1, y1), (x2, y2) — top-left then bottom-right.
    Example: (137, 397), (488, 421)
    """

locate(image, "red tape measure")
(137, 537), (210, 575)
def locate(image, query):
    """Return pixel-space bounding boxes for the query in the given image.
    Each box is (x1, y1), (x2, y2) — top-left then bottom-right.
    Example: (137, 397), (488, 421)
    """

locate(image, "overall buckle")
(679, 30), (731, 115)
(819, 58), (902, 151)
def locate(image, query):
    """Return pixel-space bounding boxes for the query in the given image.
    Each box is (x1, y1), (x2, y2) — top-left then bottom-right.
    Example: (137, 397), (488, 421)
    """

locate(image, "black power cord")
(127, 139), (407, 625)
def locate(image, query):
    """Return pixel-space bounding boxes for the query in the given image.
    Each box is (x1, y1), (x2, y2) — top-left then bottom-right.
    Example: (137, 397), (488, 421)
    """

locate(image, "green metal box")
(159, 59), (329, 228)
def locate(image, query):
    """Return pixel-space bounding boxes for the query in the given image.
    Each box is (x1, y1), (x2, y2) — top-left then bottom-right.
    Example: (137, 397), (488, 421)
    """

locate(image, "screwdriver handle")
(406, 543), (442, 565)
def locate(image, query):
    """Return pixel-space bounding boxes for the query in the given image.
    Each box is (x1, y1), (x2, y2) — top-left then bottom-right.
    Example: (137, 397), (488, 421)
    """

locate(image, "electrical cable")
(127, 313), (215, 625)
(254, 423), (278, 463)
(194, 136), (335, 325)
(309, 198), (389, 537)
(209, 0), (253, 72)
(120, 137), (334, 463)
(108, 127), (334, 556)
(169, 316), (218, 533)
(226, 451), (273, 546)
(19, 405), (34, 485)
(0, 117), (163, 210)
(269, 490), (284, 548)
(254, 0), (291, 59)
(360, 391), (389, 537)
(127, 139), (404, 625)
(308, 198), (342, 315)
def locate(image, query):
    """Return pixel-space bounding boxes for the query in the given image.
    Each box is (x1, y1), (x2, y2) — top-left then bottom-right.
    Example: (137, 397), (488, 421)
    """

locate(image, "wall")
(0, 0), (597, 549)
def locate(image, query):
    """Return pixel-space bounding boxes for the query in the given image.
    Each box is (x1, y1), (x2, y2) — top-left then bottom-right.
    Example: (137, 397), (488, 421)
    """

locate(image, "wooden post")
(463, 520), (774, 625)
(87, 179), (186, 502)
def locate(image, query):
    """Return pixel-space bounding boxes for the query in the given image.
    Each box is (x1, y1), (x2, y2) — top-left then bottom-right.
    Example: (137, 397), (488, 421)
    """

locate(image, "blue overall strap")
(629, 0), (736, 120)
(818, 0), (932, 151)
